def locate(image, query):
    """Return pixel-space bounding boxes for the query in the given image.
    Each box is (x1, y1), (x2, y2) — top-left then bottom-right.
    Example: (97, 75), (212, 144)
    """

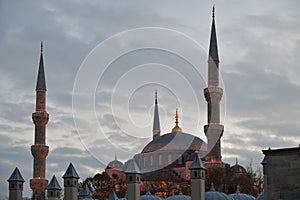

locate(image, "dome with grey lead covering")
(205, 183), (233, 200)
(166, 188), (191, 200)
(140, 190), (164, 200)
(229, 188), (255, 200)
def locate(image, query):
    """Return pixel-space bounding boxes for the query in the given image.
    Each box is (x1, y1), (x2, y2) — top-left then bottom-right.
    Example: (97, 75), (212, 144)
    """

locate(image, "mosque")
(6, 7), (273, 200)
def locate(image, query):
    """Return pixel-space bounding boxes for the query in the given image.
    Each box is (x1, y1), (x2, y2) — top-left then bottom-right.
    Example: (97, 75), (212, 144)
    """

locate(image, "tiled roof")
(189, 152), (205, 170)
(62, 163), (79, 179)
(7, 167), (25, 182)
(47, 175), (62, 190)
(124, 159), (141, 174)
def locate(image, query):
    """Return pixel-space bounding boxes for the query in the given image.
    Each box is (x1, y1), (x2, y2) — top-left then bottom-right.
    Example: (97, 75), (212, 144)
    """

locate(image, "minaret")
(189, 152), (206, 200)
(204, 6), (224, 164)
(63, 163), (80, 200)
(124, 159), (141, 200)
(47, 175), (62, 200)
(30, 41), (49, 200)
(7, 167), (25, 200)
(153, 90), (161, 139)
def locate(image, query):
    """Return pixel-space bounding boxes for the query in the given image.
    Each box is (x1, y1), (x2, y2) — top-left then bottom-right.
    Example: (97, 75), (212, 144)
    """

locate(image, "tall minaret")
(153, 90), (161, 139)
(204, 7), (224, 164)
(30, 41), (49, 200)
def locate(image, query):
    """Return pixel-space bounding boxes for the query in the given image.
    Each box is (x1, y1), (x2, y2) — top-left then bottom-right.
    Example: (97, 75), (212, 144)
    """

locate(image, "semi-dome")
(141, 132), (206, 153)
(140, 191), (164, 200)
(256, 192), (264, 200)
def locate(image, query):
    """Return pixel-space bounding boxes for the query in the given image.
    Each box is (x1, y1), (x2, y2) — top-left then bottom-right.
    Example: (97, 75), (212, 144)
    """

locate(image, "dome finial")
(210, 182), (215, 191)
(236, 157), (238, 165)
(171, 108), (182, 133)
(115, 153), (117, 160)
(212, 5), (215, 19)
(195, 145), (200, 154)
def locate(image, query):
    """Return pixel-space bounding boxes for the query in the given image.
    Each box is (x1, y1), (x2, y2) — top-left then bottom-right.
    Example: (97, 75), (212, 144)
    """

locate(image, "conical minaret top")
(36, 41), (46, 91)
(152, 89), (161, 139)
(209, 6), (219, 63)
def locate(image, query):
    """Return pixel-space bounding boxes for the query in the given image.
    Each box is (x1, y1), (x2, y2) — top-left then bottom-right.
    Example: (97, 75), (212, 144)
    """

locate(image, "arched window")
(168, 154), (172, 164)
(159, 155), (162, 165)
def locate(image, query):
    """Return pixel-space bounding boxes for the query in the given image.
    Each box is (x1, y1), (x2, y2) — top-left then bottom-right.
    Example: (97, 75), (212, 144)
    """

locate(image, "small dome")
(229, 193), (255, 200)
(205, 191), (234, 200)
(140, 191), (164, 200)
(106, 159), (124, 171)
(166, 189), (191, 200)
(256, 192), (264, 200)
(205, 183), (233, 200)
(231, 159), (246, 173)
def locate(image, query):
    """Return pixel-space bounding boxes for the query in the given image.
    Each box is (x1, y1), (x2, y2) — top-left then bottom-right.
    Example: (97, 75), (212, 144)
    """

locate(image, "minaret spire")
(36, 41), (46, 91)
(204, 7), (224, 165)
(30, 42), (49, 199)
(152, 89), (161, 139)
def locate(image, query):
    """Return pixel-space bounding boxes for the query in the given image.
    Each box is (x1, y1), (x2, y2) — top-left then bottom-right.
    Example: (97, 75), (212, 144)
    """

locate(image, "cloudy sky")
(1, 0), (300, 198)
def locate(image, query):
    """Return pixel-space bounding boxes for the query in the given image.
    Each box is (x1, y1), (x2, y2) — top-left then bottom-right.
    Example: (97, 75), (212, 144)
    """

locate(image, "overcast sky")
(1, 0), (300, 198)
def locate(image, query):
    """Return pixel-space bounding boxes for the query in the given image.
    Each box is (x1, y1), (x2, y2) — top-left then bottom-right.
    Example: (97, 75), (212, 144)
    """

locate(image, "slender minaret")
(204, 6), (224, 164)
(7, 167), (25, 200)
(153, 90), (161, 139)
(30, 41), (49, 200)
(124, 159), (141, 200)
(47, 175), (62, 200)
(189, 152), (206, 200)
(63, 163), (80, 200)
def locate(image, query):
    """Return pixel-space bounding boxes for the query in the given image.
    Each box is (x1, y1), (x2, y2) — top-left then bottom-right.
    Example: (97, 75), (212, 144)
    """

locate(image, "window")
(194, 171), (197, 178)
(159, 155), (162, 165)
(50, 191), (53, 196)
(137, 177), (140, 182)
(168, 154), (172, 164)
(129, 176), (132, 181)
(67, 180), (70, 186)
(74, 180), (77, 185)
(150, 155), (153, 166)
(19, 184), (22, 189)
(11, 183), (14, 189)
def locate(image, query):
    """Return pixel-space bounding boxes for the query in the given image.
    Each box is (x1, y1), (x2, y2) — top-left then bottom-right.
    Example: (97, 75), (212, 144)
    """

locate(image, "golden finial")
(171, 108), (182, 133)
(155, 89), (157, 99)
(115, 153), (117, 161)
(195, 145), (200, 154)
(236, 158), (238, 165)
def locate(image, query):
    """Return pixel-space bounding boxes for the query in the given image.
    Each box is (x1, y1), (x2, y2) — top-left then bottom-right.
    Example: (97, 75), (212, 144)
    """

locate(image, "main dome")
(142, 132), (207, 153)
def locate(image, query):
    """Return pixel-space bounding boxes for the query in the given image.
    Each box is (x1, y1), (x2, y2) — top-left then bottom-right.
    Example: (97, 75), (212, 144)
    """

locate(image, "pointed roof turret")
(189, 152), (206, 170)
(36, 41), (46, 91)
(124, 159), (141, 174)
(208, 6), (219, 62)
(171, 108), (182, 133)
(47, 175), (62, 190)
(7, 167), (25, 182)
(108, 189), (119, 200)
(153, 90), (161, 139)
(62, 163), (80, 179)
(78, 184), (93, 198)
